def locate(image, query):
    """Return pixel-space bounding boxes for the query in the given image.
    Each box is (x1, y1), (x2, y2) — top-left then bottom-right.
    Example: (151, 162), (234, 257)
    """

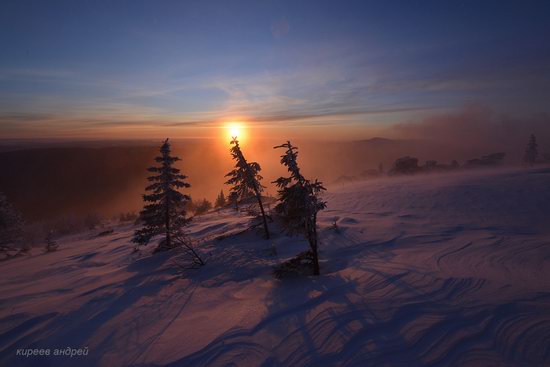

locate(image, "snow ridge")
(1, 167), (550, 366)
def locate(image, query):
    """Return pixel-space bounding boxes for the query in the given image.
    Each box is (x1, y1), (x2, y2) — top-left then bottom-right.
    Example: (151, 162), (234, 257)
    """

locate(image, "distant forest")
(0, 146), (157, 220)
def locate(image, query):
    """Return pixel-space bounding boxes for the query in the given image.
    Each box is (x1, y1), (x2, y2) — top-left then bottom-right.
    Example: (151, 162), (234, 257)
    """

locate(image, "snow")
(1, 167), (550, 366)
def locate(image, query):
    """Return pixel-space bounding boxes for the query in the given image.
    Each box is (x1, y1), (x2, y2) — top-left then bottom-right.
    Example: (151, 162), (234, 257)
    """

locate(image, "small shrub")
(273, 250), (314, 279)
(118, 212), (138, 223)
(45, 231), (59, 252)
(331, 221), (341, 234)
(194, 199), (213, 215)
(95, 229), (114, 237)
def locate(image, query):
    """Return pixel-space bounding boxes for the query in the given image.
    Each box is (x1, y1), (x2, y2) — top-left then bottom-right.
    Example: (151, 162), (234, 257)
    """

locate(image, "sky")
(1, 0), (549, 140)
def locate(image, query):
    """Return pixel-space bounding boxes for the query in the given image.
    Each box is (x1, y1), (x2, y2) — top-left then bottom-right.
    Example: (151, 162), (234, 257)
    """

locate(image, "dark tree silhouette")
(133, 139), (191, 252)
(0, 192), (23, 250)
(45, 230), (59, 252)
(524, 134), (538, 166)
(214, 190), (226, 208)
(273, 141), (326, 275)
(194, 198), (213, 215)
(228, 191), (239, 211)
(225, 137), (270, 239)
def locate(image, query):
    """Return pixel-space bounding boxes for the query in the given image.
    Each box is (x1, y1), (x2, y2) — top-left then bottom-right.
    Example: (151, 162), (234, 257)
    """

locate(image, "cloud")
(1, 36), (549, 140)
(0, 112), (55, 122)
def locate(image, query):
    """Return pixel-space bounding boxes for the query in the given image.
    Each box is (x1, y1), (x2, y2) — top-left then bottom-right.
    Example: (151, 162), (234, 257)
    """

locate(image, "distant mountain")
(358, 137), (398, 144)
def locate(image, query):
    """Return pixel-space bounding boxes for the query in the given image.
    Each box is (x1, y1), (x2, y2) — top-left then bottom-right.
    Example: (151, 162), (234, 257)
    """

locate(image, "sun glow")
(225, 122), (246, 142)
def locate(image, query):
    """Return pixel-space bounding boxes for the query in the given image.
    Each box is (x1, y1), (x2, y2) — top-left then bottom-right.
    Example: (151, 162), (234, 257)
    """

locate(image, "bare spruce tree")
(524, 134), (538, 166)
(133, 139), (191, 252)
(273, 141), (326, 275)
(225, 137), (270, 239)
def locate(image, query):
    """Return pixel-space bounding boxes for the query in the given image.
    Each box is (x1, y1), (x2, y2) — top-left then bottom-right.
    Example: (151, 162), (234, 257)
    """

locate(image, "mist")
(1, 107), (549, 222)
(387, 105), (550, 161)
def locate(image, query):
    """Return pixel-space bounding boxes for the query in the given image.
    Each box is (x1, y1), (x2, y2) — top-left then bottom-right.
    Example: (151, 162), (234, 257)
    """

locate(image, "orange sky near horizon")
(0, 118), (391, 142)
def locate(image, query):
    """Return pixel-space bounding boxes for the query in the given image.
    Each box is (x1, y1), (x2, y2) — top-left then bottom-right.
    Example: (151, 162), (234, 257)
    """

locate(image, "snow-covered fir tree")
(225, 137), (270, 239)
(45, 230), (59, 252)
(133, 139), (191, 252)
(273, 141), (326, 275)
(0, 192), (23, 249)
(524, 134), (538, 166)
(214, 190), (226, 208)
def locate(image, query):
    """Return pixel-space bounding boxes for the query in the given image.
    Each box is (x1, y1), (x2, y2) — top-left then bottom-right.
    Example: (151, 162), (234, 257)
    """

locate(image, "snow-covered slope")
(1, 167), (550, 366)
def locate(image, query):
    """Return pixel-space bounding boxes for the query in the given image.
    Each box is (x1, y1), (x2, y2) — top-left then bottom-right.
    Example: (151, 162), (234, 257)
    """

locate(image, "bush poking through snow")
(331, 221), (341, 234)
(465, 152), (506, 167)
(94, 229), (114, 238)
(46, 213), (104, 236)
(524, 134), (538, 166)
(172, 234), (205, 269)
(44, 231), (59, 252)
(273, 251), (314, 279)
(118, 212), (138, 223)
(390, 156), (421, 175)
(193, 199), (213, 215)
(214, 190), (226, 208)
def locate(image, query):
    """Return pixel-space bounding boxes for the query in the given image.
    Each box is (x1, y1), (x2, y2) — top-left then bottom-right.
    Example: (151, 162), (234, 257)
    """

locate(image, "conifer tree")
(225, 137), (270, 239)
(133, 139), (191, 252)
(45, 230), (59, 252)
(214, 190), (227, 208)
(524, 134), (538, 166)
(0, 192), (23, 249)
(194, 198), (213, 215)
(228, 191), (239, 211)
(273, 141), (326, 275)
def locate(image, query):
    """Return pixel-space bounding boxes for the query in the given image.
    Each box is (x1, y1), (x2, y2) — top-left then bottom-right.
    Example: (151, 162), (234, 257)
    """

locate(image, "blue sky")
(1, 0), (549, 138)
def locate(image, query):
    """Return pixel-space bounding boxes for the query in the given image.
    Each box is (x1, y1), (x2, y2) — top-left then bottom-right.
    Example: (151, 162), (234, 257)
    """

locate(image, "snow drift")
(1, 167), (549, 366)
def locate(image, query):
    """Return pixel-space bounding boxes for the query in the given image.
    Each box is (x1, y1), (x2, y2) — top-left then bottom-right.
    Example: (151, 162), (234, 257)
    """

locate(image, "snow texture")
(1, 167), (550, 366)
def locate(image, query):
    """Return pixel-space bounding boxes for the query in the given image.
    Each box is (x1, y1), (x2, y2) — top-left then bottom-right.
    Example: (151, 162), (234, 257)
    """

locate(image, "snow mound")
(1, 167), (550, 366)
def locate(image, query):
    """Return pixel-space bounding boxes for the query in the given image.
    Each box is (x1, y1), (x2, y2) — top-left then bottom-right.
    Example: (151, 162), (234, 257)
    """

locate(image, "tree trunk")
(185, 243), (205, 266)
(255, 192), (270, 239)
(238, 146), (270, 239)
(309, 215), (320, 275)
(311, 244), (320, 275)
(165, 201), (171, 250)
(249, 171), (270, 239)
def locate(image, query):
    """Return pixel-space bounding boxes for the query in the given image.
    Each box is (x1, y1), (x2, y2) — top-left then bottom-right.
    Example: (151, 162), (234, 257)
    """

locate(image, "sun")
(226, 122), (246, 142)
(229, 125), (240, 138)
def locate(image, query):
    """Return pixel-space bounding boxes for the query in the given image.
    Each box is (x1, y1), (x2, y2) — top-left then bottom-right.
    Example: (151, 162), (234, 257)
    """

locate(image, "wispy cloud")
(1, 32), (549, 139)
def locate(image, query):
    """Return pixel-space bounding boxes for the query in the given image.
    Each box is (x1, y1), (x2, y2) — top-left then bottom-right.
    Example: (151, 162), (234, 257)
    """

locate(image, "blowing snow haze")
(3, 113), (549, 222)
(1, 1), (550, 366)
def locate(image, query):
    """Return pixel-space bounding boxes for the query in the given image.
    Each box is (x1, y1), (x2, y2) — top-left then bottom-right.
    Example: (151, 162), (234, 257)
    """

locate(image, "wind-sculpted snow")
(1, 167), (549, 366)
